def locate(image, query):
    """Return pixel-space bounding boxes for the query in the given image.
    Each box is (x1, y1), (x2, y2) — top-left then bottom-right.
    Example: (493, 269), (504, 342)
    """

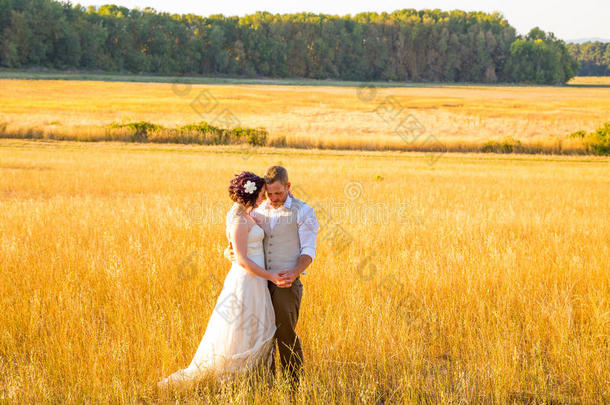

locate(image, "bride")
(158, 171), (289, 388)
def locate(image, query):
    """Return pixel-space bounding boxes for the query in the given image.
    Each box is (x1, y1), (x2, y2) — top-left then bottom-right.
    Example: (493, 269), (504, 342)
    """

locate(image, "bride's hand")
(268, 272), (291, 288)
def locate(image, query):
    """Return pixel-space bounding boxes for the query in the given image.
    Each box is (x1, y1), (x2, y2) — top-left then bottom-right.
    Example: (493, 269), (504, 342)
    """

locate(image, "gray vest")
(259, 198), (304, 273)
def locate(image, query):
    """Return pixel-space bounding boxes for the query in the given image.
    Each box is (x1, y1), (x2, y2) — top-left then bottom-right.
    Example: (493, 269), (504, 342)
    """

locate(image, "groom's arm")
(279, 255), (312, 287)
(292, 254), (313, 274)
(278, 203), (319, 285)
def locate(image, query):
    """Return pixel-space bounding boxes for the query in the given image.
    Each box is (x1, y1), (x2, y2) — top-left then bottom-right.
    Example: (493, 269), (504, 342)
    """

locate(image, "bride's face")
(254, 184), (266, 207)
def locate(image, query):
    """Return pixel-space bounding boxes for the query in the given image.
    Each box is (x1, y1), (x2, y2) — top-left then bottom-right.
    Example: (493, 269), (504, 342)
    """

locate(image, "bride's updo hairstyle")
(228, 171), (265, 208)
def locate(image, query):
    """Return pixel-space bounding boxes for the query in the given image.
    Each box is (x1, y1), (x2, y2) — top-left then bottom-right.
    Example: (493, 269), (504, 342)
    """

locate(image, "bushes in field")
(481, 137), (523, 153)
(568, 122), (610, 155)
(107, 121), (268, 146)
(109, 121), (162, 142)
(2, 119), (608, 156)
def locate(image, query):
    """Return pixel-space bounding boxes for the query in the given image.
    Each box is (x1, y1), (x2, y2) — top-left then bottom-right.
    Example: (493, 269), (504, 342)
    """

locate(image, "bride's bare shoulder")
(227, 205), (254, 231)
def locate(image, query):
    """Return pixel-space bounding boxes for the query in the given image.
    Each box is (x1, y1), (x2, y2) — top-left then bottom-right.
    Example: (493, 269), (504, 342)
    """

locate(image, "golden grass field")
(0, 138), (608, 403)
(1, 76), (609, 153)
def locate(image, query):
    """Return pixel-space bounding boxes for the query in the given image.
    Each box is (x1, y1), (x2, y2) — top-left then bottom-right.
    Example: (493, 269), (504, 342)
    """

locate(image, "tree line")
(0, 0), (579, 84)
(567, 42), (610, 76)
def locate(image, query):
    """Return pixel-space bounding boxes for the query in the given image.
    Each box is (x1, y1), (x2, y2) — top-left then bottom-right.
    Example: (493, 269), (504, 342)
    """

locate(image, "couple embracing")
(158, 166), (319, 391)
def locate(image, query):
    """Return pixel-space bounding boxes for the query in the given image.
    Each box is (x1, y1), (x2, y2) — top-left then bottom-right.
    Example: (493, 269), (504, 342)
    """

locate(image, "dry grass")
(567, 76), (610, 86)
(1, 78), (609, 154)
(0, 139), (608, 403)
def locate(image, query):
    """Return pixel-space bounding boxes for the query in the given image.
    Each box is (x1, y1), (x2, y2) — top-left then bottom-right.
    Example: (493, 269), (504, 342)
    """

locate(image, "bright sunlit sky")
(70, 0), (609, 41)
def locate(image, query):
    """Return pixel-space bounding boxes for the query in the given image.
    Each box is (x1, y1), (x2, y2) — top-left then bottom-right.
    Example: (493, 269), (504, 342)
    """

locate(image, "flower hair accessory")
(244, 180), (257, 194)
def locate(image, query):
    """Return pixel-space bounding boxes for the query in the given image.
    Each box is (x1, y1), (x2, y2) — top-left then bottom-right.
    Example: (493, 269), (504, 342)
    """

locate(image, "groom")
(226, 166), (319, 388)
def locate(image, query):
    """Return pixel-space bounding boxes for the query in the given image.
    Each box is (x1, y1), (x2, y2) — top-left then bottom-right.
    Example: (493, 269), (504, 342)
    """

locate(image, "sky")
(71, 0), (609, 42)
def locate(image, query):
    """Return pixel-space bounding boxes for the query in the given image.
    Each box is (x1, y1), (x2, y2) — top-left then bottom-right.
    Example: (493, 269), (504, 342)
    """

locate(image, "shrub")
(481, 137), (522, 153)
(109, 121), (163, 142)
(568, 122), (610, 155)
(179, 123), (268, 146)
(179, 122), (224, 144)
(231, 127), (268, 146)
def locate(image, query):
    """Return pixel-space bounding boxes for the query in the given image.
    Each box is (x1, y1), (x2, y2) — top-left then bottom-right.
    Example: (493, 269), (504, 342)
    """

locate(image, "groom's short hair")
(264, 166), (289, 185)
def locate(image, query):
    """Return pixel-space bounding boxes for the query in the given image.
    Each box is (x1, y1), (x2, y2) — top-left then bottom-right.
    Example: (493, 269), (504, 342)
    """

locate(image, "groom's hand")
(223, 243), (235, 262)
(278, 269), (299, 286)
(269, 273), (292, 288)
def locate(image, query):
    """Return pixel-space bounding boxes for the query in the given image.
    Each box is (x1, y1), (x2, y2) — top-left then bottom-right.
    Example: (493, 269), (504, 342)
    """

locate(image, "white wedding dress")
(159, 205), (276, 386)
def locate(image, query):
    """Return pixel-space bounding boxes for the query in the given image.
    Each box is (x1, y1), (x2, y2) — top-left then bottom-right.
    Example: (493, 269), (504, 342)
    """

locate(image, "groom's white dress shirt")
(253, 195), (319, 274)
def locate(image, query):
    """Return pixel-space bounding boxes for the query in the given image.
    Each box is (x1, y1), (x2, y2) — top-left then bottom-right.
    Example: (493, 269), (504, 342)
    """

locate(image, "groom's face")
(266, 181), (290, 208)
